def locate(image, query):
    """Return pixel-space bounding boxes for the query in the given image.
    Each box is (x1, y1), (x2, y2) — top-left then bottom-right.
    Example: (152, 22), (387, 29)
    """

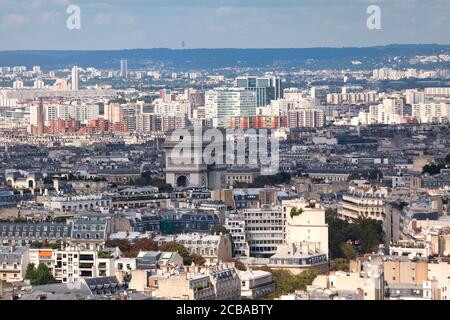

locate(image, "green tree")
(30, 241), (42, 249)
(98, 251), (113, 259)
(423, 163), (445, 175)
(159, 241), (192, 264)
(105, 239), (132, 255)
(25, 263), (56, 285)
(329, 258), (350, 272)
(126, 238), (159, 257)
(233, 259), (247, 271)
(256, 267), (319, 299)
(135, 173), (173, 192)
(290, 207), (304, 218)
(348, 217), (383, 253)
(241, 172), (291, 188)
(190, 253), (206, 266)
(326, 211), (383, 259)
(339, 243), (358, 260)
(25, 263), (37, 281)
(210, 224), (230, 235)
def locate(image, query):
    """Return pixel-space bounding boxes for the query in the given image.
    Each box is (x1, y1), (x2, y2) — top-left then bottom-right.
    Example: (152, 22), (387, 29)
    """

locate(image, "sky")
(0, 0), (450, 50)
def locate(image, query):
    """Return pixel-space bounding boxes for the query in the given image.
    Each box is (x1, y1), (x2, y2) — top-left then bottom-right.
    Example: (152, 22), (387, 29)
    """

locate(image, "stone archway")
(176, 175), (188, 188)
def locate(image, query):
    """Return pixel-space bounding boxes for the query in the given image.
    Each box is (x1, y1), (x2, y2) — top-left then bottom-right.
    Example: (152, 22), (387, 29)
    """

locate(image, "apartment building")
(154, 233), (233, 264)
(339, 187), (388, 222)
(147, 271), (216, 300)
(130, 265), (241, 300)
(225, 216), (250, 257)
(412, 103), (450, 124)
(350, 255), (450, 300)
(53, 249), (114, 284)
(383, 259), (428, 285)
(42, 194), (112, 212)
(238, 269), (275, 299)
(0, 246), (29, 283)
(282, 199), (329, 259)
(239, 205), (284, 258)
(268, 242), (329, 274)
(0, 219), (107, 250)
(312, 268), (385, 300)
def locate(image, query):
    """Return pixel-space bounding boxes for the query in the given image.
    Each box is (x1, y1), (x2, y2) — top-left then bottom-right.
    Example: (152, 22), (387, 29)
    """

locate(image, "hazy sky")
(0, 0), (450, 50)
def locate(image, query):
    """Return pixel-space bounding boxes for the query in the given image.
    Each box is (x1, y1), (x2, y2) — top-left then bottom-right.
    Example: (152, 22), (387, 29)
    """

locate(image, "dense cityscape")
(1, 1), (450, 309)
(0, 47), (449, 302)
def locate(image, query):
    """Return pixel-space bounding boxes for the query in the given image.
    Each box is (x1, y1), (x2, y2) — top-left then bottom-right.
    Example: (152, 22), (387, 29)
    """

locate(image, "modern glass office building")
(235, 76), (282, 107)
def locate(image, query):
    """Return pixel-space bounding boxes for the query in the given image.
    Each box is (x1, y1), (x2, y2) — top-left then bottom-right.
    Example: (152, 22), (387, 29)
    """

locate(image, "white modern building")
(226, 206), (284, 258)
(412, 103), (450, 123)
(71, 66), (79, 91)
(205, 88), (257, 128)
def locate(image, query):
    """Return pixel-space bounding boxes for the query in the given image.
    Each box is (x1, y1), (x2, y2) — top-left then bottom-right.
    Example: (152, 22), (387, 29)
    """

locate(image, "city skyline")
(1, 0), (450, 307)
(0, 0), (450, 50)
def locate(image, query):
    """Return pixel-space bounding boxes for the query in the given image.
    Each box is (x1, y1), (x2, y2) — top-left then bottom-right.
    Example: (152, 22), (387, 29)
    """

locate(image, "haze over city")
(1, 0), (450, 50)
(1, 0), (450, 311)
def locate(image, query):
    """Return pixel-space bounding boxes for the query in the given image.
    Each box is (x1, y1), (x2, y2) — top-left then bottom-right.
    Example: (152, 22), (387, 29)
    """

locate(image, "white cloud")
(52, 0), (71, 5)
(0, 13), (27, 31)
(94, 13), (112, 27)
(3, 14), (27, 26)
(215, 6), (234, 16)
(40, 11), (61, 24)
(122, 14), (136, 26)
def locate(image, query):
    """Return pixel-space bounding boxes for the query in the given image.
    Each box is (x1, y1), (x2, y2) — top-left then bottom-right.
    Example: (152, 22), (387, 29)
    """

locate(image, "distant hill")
(1, 44), (449, 71)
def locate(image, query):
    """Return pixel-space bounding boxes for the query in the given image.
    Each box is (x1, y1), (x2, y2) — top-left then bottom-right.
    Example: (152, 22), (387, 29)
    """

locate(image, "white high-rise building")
(57, 104), (77, 120)
(13, 79), (24, 90)
(205, 88), (257, 128)
(412, 103), (450, 124)
(405, 89), (425, 105)
(71, 66), (79, 91)
(79, 104), (100, 124)
(29, 104), (39, 126)
(382, 98), (404, 116)
(34, 79), (45, 89)
(45, 105), (58, 125)
(235, 76), (282, 107)
(55, 103), (99, 124)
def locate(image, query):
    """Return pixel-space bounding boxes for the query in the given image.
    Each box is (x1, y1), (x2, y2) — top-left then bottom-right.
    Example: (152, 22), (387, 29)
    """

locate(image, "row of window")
(1, 225), (69, 232)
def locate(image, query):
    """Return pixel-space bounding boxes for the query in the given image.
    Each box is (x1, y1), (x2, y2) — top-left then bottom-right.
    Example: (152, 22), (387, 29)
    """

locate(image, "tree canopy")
(326, 209), (383, 259)
(423, 163), (445, 175)
(159, 241), (193, 265)
(210, 224), (230, 235)
(106, 238), (208, 266)
(234, 172), (291, 188)
(329, 258), (350, 272)
(25, 263), (56, 286)
(255, 267), (319, 299)
(134, 173), (173, 192)
(290, 207), (304, 218)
